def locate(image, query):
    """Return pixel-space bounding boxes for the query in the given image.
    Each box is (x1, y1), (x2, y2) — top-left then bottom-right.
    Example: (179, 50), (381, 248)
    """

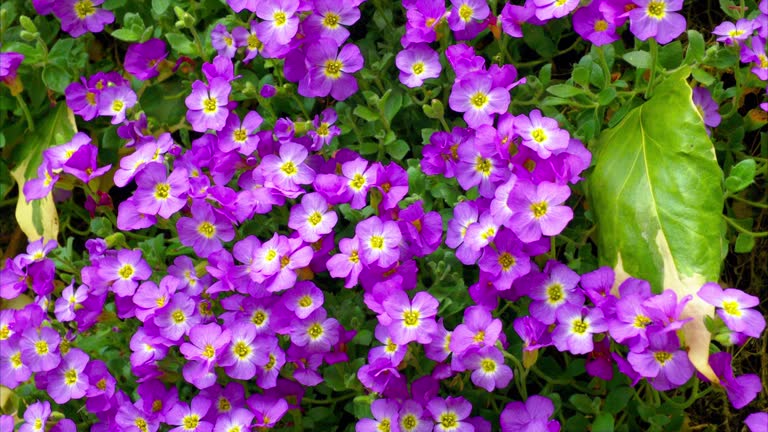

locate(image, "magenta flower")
(382, 290), (438, 345)
(134, 163), (188, 219)
(48, 348), (90, 404)
(447, 0), (489, 32)
(214, 408), (254, 432)
(572, 1), (620, 46)
(232, 21), (262, 63)
(402, 0), (446, 46)
(478, 228), (530, 290)
(515, 110), (570, 159)
(465, 346), (514, 392)
(627, 330), (694, 391)
(290, 308), (340, 352)
(356, 399), (400, 432)
(255, 0), (300, 45)
(20, 326), (61, 372)
(356, 216), (402, 268)
(500, 395), (560, 432)
(712, 19), (754, 45)
(303, 0), (361, 45)
(708, 352), (761, 409)
(427, 397), (474, 432)
(740, 36), (768, 81)
(218, 111), (262, 154)
(396, 43), (442, 88)
(52, 0), (114, 38)
(247, 395), (289, 428)
(697, 282), (765, 338)
(500, 2), (535, 38)
(288, 192), (338, 242)
(54, 283), (88, 322)
(327, 237), (364, 288)
(628, 0), (686, 45)
(0, 339), (31, 388)
(745, 412), (768, 432)
(299, 39), (364, 101)
(64, 78), (99, 120)
(116, 402), (159, 432)
(260, 142), (316, 196)
(97, 249), (152, 297)
(282, 281), (324, 319)
(507, 180), (573, 243)
(97, 85), (137, 124)
(180, 323), (231, 365)
(526, 261), (584, 325)
(125, 38), (168, 80)
(692, 87), (721, 128)
(376, 163), (409, 210)
(449, 71), (510, 128)
(450, 305), (502, 355)
(185, 78), (231, 132)
(552, 306), (608, 355)
(177, 201), (235, 258)
(533, 0), (579, 21)
(342, 158), (378, 209)
(219, 320), (269, 380)
(155, 292), (200, 341)
(20, 400), (51, 432)
(167, 396), (213, 432)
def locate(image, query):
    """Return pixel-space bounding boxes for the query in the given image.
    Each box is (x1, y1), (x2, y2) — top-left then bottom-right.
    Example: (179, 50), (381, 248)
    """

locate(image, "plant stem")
(723, 215), (768, 237)
(645, 39), (659, 99)
(727, 194), (768, 208)
(15, 94), (35, 132)
(596, 46), (611, 88)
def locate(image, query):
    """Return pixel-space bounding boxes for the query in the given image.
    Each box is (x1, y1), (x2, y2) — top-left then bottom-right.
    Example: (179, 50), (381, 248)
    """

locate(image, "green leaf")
(569, 394), (594, 414)
(422, 99), (444, 119)
(8, 104), (77, 241)
(152, 0), (171, 14)
(691, 68), (716, 85)
(623, 51), (652, 69)
(597, 88), (617, 106)
(47, 39), (74, 67)
(539, 63), (552, 86)
(380, 89), (402, 123)
(724, 159), (756, 193)
(685, 30), (705, 64)
(353, 106), (379, 122)
(659, 41), (683, 69)
(588, 68), (723, 382)
(165, 33), (197, 56)
(592, 412), (615, 432)
(734, 233), (755, 253)
(42, 64), (72, 93)
(547, 84), (585, 98)
(603, 387), (633, 414)
(523, 25), (556, 58)
(387, 140), (409, 160)
(111, 28), (140, 42)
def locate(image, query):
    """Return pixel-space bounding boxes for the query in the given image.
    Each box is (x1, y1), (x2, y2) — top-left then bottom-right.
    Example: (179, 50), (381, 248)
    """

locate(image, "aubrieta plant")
(0, 0), (766, 431)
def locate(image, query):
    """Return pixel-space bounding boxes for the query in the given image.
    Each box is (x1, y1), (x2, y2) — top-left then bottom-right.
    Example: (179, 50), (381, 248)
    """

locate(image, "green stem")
(302, 393), (356, 405)
(189, 26), (210, 63)
(15, 94), (35, 132)
(727, 194), (768, 208)
(723, 215), (768, 237)
(596, 46), (611, 88)
(645, 39), (659, 99)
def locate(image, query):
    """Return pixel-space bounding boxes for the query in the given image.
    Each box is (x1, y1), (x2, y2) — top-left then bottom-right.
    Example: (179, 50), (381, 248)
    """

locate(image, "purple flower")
(303, 0), (361, 45)
(343, 158), (378, 209)
(0, 51), (24, 84)
(507, 180), (573, 243)
(211, 24), (237, 58)
(449, 71), (510, 128)
(552, 306), (608, 355)
(692, 87), (721, 128)
(327, 237), (364, 288)
(740, 36), (768, 81)
(396, 44), (442, 88)
(450, 305), (502, 355)
(54, 283), (88, 322)
(357, 216), (402, 268)
(572, 0), (620, 46)
(97, 249), (152, 297)
(697, 282), (765, 338)
(712, 19), (754, 45)
(356, 399), (400, 432)
(382, 290), (438, 345)
(125, 39), (168, 80)
(61, 142), (112, 183)
(255, 0), (300, 45)
(213, 408), (254, 432)
(232, 21), (262, 63)
(177, 201), (235, 258)
(155, 292), (201, 341)
(219, 320), (269, 380)
(628, 0), (686, 45)
(134, 163), (188, 219)
(427, 396), (474, 432)
(20, 400), (51, 432)
(290, 308), (340, 352)
(745, 412), (768, 432)
(219, 111), (262, 154)
(477, 228), (530, 290)
(526, 261), (584, 325)
(288, 192), (338, 242)
(247, 395), (289, 428)
(447, 0), (489, 32)
(500, 395), (560, 432)
(500, 3), (535, 38)
(282, 281), (324, 319)
(627, 330), (694, 391)
(48, 348), (90, 404)
(185, 78), (231, 132)
(260, 142), (315, 196)
(465, 346), (513, 391)
(180, 323), (231, 364)
(53, 0), (114, 38)
(98, 85), (137, 124)
(299, 39), (364, 101)
(20, 326), (61, 372)
(515, 110), (570, 159)
(708, 352), (761, 409)
(533, 0), (579, 21)
(116, 401), (159, 432)
(167, 396), (213, 432)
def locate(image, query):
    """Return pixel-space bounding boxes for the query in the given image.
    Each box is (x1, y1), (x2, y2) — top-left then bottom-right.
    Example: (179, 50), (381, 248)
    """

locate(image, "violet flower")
(500, 395), (560, 432)
(698, 282), (765, 338)
(125, 38), (168, 80)
(628, 0), (686, 45)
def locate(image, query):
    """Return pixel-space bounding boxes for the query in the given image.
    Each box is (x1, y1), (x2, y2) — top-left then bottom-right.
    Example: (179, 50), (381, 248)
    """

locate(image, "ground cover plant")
(0, 0), (767, 430)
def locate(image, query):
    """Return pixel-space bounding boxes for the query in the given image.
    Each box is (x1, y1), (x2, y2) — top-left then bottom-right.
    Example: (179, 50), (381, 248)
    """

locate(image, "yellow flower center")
(571, 319), (588, 334)
(298, 295), (313, 308)
(594, 19), (608, 32)
(265, 249), (278, 261)
(0, 326), (10, 340)
(316, 123), (330, 137)
(252, 310), (267, 326)
(86, 92), (97, 106)
(403, 310), (420, 327)
(439, 412), (458, 429)
(646, 1), (666, 19)
(11, 352), (22, 368)
(722, 300), (741, 316)
(480, 358), (497, 373)
(481, 227), (495, 240)
(349, 250), (360, 263)
(470, 92), (488, 109)
(401, 414), (418, 431)
(218, 397), (231, 412)
(247, 34), (262, 50)
(547, 283), (564, 303)
(97, 378), (107, 390)
(264, 353), (277, 370)
(64, 368), (78, 385)
(458, 4), (473, 22)
(156, 296), (166, 308)
(112, 100), (125, 115)
(135, 418), (148, 432)
(35, 340), (49, 355)
(197, 221), (216, 238)
(323, 12), (341, 28)
(224, 36), (234, 47)
(183, 414), (200, 430)
(412, 62), (425, 75)
(202, 344), (215, 359)
(385, 338), (398, 353)
(475, 156), (492, 176)
(280, 161), (298, 176)
(473, 330), (485, 343)
(154, 183), (170, 200)
(633, 315), (652, 328)
(530, 201), (548, 218)
(377, 418), (391, 432)
(349, 173), (366, 190)
(172, 309), (186, 324)
(233, 128), (248, 142)
(233, 341), (251, 359)
(654, 351), (672, 365)
(498, 252), (516, 271)
(369, 235), (385, 250)
(324, 60), (343, 79)
(152, 400), (163, 412)
(203, 97), (218, 114)
(531, 128), (547, 143)
(307, 323), (324, 339)
(74, 0), (96, 19)
(273, 11), (287, 26)
(308, 211), (323, 226)
(280, 255), (291, 268)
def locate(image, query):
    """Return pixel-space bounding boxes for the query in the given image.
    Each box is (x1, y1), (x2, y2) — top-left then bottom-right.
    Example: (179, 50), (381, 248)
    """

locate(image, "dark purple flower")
(708, 352), (761, 409)
(125, 39), (168, 80)
(53, 0), (114, 38)
(573, 0), (620, 46)
(500, 395), (560, 432)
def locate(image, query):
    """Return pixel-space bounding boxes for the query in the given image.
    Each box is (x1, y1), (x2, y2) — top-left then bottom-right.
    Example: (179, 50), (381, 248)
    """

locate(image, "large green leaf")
(9, 104), (77, 241)
(588, 68), (724, 381)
